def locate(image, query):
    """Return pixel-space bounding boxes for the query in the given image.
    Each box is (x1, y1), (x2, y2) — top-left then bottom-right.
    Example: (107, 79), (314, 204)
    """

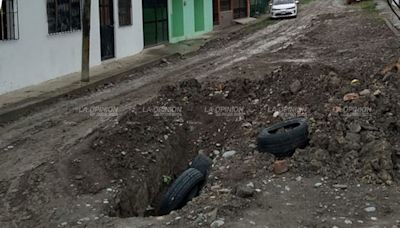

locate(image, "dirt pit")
(66, 79), (248, 218)
(70, 106), (199, 217)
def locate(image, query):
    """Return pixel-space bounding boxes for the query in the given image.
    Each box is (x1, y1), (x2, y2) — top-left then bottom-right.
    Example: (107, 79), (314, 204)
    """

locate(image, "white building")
(0, 0), (144, 95)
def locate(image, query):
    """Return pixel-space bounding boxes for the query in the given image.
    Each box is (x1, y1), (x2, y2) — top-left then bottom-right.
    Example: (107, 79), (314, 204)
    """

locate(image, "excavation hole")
(68, 79), (243, 218)
(105, 129), (197, 218)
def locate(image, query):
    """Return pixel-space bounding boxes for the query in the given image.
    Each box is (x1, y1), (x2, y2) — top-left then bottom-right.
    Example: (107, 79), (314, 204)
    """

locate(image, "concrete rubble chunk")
(210, 219), (224, 228)
(364, 206), (376, 212)
(373, 90), (382, 96)
(314, 182), (323, 188)
(273, 160), (289, 174)
(222, 150), (237, 158)
(333, 184), (348, 189)
(235, 185), (254, 198)
(290, 79), (302, 93)
(348, 122), (362, 133)
(343, 93), (360, 101)
(359, 89), (371, 96)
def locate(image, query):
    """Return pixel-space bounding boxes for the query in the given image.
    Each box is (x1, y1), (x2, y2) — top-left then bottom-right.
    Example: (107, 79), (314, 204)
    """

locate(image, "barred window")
(0, 0), (19, 40)
(221, 0), (231, 11)
(47, 0), (81, 34)
(118, 0), (132, 26)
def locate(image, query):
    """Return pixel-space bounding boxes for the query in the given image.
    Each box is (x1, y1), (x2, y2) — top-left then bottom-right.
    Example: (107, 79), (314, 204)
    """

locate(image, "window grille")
(0, 0), (19, 41)
(47, 0), (81, 34)
(118, 0), (132, 26)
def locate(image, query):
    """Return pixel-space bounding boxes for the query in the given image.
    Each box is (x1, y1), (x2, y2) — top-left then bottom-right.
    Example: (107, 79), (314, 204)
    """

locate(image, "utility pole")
(81, 0), (91, 82)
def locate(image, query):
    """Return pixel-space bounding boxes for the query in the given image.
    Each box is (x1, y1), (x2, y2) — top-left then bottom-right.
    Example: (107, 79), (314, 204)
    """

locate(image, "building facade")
(0, 0), (214, 95)
(141, 0), (213, 46)
(213, 0), (250, 27)
(142, 0), (169, 47)
(168, 0), (213, 43)
(0, 0), (144, 95)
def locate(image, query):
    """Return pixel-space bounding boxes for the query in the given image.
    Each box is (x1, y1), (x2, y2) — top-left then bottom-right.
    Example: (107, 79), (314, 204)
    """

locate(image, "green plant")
(162, 175), (173, 185)
(300, 0), (315, 5)
(358, 0), (377, 12)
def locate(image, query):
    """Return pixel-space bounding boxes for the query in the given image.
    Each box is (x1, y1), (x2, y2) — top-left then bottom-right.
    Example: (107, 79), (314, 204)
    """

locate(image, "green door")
(194, 0), (205, 32)
(250, 0), (268, 17)
(171, 0), (184, 38)
(142, 0), (169, 47)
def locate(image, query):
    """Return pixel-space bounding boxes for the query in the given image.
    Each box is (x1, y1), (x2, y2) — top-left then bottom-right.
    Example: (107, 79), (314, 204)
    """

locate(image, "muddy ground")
(1, 0), (400, 227)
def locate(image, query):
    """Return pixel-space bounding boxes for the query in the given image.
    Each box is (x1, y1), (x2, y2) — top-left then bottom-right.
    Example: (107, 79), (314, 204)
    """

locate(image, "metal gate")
(142, 0), (168, 47)
(233, 0), (247, 19)
(250, 0), (268, 17)
(213, 0), (219, 25)
(99, 0), (115, 60)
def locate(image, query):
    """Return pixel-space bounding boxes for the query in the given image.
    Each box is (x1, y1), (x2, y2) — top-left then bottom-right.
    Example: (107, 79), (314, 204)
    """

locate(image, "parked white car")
(270, 0), (299, 18)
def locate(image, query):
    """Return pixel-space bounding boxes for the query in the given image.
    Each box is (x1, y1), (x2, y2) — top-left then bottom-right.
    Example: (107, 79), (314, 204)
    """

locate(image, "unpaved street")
(1, 0), (400, 227)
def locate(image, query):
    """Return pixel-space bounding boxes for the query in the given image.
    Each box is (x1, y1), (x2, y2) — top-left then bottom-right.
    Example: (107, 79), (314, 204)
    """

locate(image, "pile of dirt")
(72, 59), (400, 219)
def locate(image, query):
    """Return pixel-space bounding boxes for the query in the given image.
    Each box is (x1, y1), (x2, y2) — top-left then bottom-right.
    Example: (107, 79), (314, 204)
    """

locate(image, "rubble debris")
(343, 93), (360, 101)
(273, 160), (289, 175)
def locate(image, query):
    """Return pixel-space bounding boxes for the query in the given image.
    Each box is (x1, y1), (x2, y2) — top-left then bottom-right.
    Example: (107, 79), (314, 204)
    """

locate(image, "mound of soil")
(68, 60), (399, 219)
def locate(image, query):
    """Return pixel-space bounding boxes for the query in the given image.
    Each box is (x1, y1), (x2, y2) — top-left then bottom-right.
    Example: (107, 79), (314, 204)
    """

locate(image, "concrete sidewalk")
(0, 16), (269, 123)
(375, 0), (400, 35)
(0, 40), (205, 108)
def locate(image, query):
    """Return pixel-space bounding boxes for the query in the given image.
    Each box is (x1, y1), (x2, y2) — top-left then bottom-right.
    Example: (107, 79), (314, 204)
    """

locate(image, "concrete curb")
(0, 53), (180, 124)
(383, 17), (400, 36)
(375, 0), (400, 36)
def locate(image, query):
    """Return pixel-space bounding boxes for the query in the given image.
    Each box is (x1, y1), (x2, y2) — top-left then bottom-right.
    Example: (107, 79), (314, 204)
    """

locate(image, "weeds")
(162, 175), (172, 185)
(358, 0), (377, 12)
(300, 0), (315, 5)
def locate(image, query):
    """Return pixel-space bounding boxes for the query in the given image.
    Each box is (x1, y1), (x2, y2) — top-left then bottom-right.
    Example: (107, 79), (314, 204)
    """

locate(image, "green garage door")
(250, 0), (268, 17)
(142, 0), (169, 47)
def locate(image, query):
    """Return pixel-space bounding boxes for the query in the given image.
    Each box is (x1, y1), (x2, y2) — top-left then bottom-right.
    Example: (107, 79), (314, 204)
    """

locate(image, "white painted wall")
(114, 0), (144, 59)
(0, 0), (144, 95)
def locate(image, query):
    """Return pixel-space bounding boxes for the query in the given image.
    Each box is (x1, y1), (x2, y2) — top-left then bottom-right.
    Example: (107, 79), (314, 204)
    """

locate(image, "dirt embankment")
(73, 58), (400, 224)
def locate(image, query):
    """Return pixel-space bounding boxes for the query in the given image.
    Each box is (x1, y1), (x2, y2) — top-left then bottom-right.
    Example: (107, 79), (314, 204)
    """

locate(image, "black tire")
(188, 154), (211, 199)
(185, 185), (199, 202)
(257, 118), (309, 158)
(159, 168), (204, 215)
(189, 154), (212, 177)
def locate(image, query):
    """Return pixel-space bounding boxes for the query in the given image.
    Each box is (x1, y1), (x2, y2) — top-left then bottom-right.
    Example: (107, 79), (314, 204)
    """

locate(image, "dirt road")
(1, 0), (400, 227)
